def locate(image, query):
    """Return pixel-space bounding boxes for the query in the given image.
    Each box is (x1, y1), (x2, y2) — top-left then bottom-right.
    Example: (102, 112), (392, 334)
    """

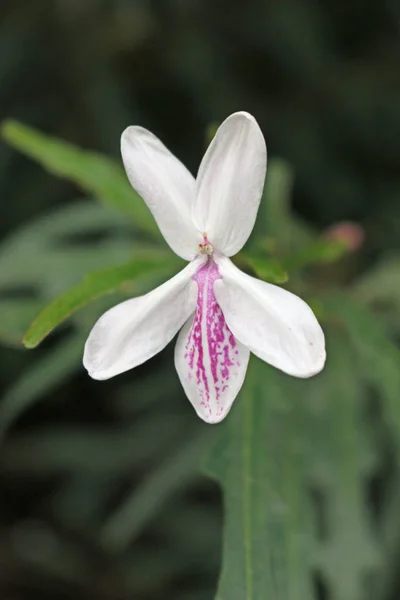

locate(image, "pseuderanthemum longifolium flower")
(83, 112), (326, 424)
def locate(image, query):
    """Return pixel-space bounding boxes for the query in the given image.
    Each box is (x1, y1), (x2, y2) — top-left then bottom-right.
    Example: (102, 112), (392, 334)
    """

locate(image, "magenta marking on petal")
(184, 259), (240, 417)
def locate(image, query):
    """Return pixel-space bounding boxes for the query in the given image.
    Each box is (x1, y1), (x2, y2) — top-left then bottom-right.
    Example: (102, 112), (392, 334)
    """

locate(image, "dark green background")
(0, 1), (399, 599)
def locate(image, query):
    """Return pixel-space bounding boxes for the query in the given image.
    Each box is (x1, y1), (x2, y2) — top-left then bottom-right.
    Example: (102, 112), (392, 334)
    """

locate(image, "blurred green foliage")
(1, 1), (400, 600)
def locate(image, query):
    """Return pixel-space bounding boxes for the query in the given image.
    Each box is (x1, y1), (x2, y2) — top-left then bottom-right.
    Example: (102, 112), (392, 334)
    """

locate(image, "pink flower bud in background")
(324, 221), (365, 253)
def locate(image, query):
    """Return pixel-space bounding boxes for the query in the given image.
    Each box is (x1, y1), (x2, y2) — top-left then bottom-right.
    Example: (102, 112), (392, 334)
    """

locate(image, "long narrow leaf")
(23, 254), (180, 348)
(101, 430), (211, 552)
(324, 292), (400, 448)
(205, 360), (314, 600)
(1, 120), (160, 237)
(0, 333), (84, 438)
(307, 330), (380, 600)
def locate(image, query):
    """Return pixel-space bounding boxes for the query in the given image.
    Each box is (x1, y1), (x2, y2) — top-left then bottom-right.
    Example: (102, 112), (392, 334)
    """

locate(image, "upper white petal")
(121, 126), (201, 260)
(214, 256), (326, 378)
(83, 256), (206, 380)
(192, 112), (267, 256)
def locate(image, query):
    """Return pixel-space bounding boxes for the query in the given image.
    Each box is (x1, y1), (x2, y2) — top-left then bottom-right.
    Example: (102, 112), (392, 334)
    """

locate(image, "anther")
(198, 234), (214, 255)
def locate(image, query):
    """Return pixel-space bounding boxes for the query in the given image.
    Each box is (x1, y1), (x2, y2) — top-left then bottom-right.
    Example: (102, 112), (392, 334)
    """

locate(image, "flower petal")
(174, 260), (250, 423)
(214, 256), (326, 377)
(193, 111), (267, 256)
(121, 126), (201, 260)
(84, 257), (206, 380)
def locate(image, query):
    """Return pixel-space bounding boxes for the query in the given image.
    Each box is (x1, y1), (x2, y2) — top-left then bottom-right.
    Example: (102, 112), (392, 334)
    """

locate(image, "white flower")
(83, 112), (326, 424)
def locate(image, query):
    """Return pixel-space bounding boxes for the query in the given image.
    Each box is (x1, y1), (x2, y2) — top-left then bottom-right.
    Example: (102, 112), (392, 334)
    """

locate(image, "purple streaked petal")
(175, 259), (250, 423)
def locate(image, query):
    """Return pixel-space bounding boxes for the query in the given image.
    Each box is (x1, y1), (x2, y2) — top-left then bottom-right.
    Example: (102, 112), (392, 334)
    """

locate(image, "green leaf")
(354, 254), (400, 307)
(251, 158), (315, 262)
(283, 239), (350, 271)
(205, 325), (382, 600)
(101, 429), (211, 552)
(324, 292), (400, 449)
(0, 333), (84, 438)
(205, 360), (315, 600)
(0, 201), (133, 293)
(237, 253), (288, 284)
(263, 158), (295, 240)
(306, 330), (380, 600)
(0, 298), (44, 347)
(0, 201), (137, 345)
(1, 120), (160, 237)
(23, 254), (180, 348)
(1, 415), (188, 475)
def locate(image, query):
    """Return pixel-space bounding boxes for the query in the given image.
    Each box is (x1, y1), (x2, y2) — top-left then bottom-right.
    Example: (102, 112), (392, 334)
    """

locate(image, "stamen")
(198, 234), (214, 256)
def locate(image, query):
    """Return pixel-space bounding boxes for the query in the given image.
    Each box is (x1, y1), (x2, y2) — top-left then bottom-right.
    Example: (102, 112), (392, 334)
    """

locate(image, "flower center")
(198, 234), (213, 256)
